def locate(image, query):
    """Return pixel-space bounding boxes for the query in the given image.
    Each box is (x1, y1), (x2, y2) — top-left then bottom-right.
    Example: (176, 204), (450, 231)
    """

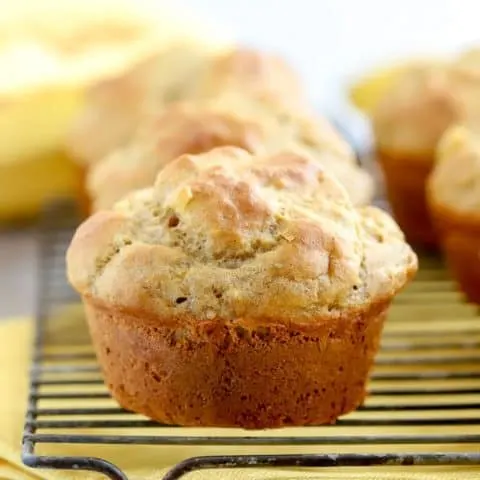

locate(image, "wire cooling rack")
(22, 200), (480, 480)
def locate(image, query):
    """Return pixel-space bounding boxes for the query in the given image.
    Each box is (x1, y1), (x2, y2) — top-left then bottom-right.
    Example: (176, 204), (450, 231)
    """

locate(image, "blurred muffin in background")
(427, 125), (480, 303)
(66, 44), (225, 168)
(363, 49), (480, 248)
(0, 0), (230, 222)
(194, 47), (309, 110)
(371, 61), (453, 248)
(454, 47), (480, 77)
(87, 99), (373, 211)
(67, 46), (307, 169)
(87, 102), (264, 210)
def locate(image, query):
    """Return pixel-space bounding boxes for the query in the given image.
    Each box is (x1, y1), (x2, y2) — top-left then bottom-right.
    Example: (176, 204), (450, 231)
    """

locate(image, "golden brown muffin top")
(87, 100), (374, 210)
(194, 47), (308, 109)
(67, 147), (416, 323)
(372, 54), (480, 156)
(428, 124), (480, 214)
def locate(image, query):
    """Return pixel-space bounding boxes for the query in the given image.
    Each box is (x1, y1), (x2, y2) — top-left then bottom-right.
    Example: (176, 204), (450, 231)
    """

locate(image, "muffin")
(194, 47), (309, 110)
(67, 44), (219, 166)
(67, 46), (298, 168)
(87, 100), (374, 211)
(371, 54), (480, 248)
(67, 147), (417, 429)
(427, 124), (480, 303)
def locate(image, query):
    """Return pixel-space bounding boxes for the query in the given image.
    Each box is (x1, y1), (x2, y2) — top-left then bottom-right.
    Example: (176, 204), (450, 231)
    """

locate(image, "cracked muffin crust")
(88, 100), (374, 211)
(427, 125), (480, 303)
(67, 147), (417, 428)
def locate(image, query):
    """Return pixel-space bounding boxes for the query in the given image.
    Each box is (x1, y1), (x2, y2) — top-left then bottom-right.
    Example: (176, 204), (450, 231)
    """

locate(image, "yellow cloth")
(1, 317), (480, 480)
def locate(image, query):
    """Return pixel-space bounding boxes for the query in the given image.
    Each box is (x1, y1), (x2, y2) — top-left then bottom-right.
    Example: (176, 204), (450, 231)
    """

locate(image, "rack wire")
(22, 199), (480, 479)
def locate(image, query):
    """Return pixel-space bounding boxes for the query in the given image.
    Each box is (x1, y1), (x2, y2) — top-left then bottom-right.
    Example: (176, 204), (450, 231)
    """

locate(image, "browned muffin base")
(84, 300), (389, 429)
(428, 199), (480, 304)
(377, 149), (437, 249)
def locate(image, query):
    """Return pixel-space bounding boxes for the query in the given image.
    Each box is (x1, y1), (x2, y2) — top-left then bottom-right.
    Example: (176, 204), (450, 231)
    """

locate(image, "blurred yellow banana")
(349, 63), (411, 114)
(349, 59), (440, 114)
